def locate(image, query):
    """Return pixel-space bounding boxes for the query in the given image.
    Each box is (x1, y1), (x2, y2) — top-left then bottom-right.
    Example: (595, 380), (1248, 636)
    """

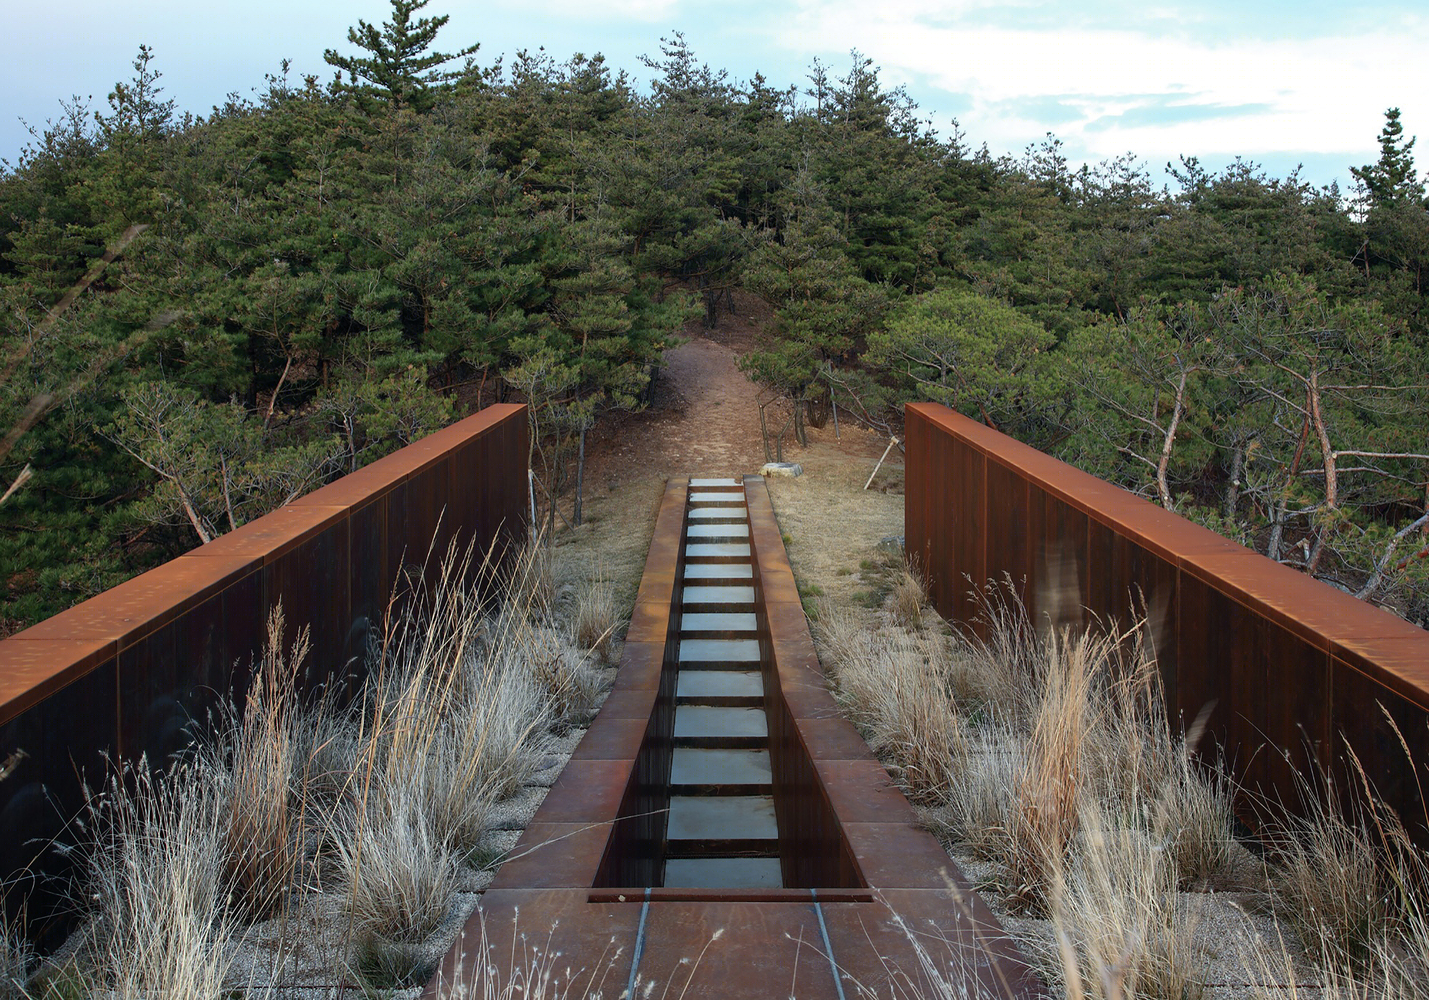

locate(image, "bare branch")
(1358, 512), (1429, 601)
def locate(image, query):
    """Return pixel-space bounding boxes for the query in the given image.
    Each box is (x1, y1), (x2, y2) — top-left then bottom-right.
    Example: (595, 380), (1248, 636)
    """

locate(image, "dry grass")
(198, 607), (308, 923)
(959, 576), (1049, 720)
(338, 536), (571, 938)
(81, 760), (238, 998)
(1265, 775), (1394, 966)
(1002, 625), (1105, 911)
(892, 557), (930, 630)
(817, 578), (1244, 997)
(337, 778), (460, 944)
(1241, 926), (1423, 1000)
(1049, 805), (1208, 1000)
(571, 562), (623, 661)
(1, 921), (29, 1000)
(819, 623), (964, 803)
(516, 620), (603, 731)
(17, 532), (604, 997)
(813, 570), (1429, 1000)
(428, 908), (631, 994)
(928, 723), (1023, 862)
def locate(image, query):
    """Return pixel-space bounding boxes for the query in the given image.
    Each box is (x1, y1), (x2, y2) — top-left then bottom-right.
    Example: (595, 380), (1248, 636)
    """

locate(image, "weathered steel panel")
(1086, 519), (1180, 709)
(986, 458), (1031, 608)
(907, 402), (1429, 835)
(0, 405), (530, 936)
(0, 659), (118, 947)
(904, 407), (931, 581)
(1332, 656), (1429, 839)
(953, 444), (988, 627)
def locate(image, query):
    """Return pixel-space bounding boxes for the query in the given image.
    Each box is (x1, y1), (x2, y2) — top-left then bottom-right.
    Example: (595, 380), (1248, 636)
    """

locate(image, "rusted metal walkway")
(423, 475), (1039, 999)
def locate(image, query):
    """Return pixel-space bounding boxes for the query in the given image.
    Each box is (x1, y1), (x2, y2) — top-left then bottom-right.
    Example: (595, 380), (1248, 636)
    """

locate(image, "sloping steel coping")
(425, 476), (1040, 1000)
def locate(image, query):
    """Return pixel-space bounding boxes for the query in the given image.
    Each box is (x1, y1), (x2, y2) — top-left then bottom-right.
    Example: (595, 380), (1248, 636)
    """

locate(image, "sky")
(3, 0), (1426, 195)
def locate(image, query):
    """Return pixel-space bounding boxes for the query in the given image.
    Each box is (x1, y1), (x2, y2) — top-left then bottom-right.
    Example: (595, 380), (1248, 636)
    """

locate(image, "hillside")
(4, 3), (1428, 632)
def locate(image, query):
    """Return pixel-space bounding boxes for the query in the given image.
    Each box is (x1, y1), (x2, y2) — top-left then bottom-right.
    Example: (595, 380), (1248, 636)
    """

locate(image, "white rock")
(759, 462), (803, 477)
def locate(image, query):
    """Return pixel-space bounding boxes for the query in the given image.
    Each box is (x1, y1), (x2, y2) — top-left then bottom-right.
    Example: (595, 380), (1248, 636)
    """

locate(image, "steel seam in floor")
(423, 476), (1042, 999)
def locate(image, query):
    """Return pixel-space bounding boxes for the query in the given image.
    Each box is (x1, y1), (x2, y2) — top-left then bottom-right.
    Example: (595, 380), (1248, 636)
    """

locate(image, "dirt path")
(556, 296), (905, 612)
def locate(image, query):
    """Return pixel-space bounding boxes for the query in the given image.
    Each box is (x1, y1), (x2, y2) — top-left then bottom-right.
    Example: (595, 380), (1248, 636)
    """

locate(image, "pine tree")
(323, 0), (478, 113)
(1352, 108), (1426, 207)
(94, 44), (175, 149)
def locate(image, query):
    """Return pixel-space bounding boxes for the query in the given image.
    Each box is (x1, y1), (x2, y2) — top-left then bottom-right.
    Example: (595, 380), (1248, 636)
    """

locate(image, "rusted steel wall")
(0, 404), (528, 941)
(906, 402), (1429, 831)
(592, 478), (687, 889)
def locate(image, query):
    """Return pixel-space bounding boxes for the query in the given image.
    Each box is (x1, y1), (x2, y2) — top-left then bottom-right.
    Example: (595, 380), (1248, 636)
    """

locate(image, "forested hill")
(3, 1), (1428, 633)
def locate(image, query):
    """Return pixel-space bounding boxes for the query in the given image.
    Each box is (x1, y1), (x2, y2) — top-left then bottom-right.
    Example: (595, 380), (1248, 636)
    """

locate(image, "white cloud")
(770, 3), (1428, 179)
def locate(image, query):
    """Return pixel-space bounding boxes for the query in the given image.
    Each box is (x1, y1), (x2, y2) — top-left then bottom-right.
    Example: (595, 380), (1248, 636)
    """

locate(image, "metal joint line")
(625, 887), (652, 999)
(812, 888), (847, 1000)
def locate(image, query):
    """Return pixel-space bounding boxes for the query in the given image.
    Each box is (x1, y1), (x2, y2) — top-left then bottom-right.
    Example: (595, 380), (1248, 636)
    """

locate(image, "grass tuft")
(337, 779), (459, 944)
(1266, 771), (1394, 966)
(83, 758), (238, 998)
(823, 630), (963, 803)
(571, 564), (622, 661)
(350, 931), (441, 991)
(1, 918), (30, 1000)
(199, 605), (308, 923)
(1050, 804), (1208, 1000)
(891, 556), (929, 630)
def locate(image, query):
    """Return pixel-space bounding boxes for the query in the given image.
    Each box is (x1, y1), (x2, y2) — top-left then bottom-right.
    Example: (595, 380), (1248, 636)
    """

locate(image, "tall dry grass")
(25, 531), (601, 996)
(338, 534), (591, 944)
(1260, 729), (1428, 984)
(571, 562), (623, 662)
(1266, 787), (1392, 967)
(818, 578), (1238, 996)
(891, 557), (930, 630)
(0, 920), (28, 1000)
(1048, 805), (1207, 1000)
(815, 571), (1429, 1000)
(81, 760), (238, 998)
(194, 607), (311, 923)
(817, 608), (964, 803)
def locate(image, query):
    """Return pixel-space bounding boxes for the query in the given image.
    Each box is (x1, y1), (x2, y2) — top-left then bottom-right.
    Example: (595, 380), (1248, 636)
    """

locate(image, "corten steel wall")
(0, 404), (528, 941)
(906, 402), (1429, 831)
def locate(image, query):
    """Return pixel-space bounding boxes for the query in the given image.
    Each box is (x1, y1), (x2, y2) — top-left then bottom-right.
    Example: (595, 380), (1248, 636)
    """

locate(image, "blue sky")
(4, 0), (1426, 194)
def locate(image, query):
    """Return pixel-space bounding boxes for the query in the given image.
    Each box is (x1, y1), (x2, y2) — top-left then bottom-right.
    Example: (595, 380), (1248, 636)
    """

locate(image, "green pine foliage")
(3, 11), (1429, 628)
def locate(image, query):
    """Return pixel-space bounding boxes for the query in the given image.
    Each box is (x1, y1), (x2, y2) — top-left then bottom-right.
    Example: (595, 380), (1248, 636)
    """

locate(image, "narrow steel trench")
(665, 478), (781, 888)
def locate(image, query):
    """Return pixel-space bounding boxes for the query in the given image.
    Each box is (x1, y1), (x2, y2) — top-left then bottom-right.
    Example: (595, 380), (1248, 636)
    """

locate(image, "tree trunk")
(1224, 437), (1246, 521)
(1268, 407), (1312, 563)
(1154, 370), (1188, 510)
(263, 354), (294, 430)
(574, 426), (585, 527)
(1307, 370), (1336, 575)
(1267, 495), (1289, 563)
